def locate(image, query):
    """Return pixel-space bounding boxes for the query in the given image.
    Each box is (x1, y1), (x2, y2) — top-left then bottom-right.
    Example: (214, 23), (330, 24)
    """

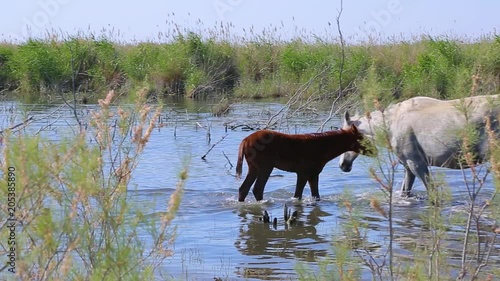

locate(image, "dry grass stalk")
(486, 115), (500, 176)
(370, 197), (387, 219)
(369, 167), (392, 193)
(470, 68), (481, 96)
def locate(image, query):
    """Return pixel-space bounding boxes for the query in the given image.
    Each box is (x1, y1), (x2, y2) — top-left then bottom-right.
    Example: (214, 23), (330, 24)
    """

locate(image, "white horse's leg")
(406, 159), (430, 193)
(401, 168), (416, 196)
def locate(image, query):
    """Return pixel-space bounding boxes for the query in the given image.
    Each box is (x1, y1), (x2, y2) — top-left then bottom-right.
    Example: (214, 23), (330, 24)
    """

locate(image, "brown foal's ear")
(350, 123), (358, 134)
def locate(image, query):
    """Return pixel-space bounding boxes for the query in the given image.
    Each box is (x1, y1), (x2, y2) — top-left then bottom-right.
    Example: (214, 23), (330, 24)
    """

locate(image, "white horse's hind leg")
(406, 159), (431, 193)
(401, 168), (416, 196)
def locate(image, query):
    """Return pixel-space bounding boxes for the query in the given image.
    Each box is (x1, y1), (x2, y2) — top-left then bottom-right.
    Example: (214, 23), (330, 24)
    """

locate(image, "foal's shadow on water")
(234, 204), (330, 261)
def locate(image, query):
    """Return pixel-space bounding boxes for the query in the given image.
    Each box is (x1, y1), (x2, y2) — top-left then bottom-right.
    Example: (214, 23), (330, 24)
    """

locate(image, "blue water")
(0, 99), (498, 280)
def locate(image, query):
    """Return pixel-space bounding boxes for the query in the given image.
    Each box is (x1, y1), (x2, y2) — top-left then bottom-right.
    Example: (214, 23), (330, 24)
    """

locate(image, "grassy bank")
(0, 31), (499, 103)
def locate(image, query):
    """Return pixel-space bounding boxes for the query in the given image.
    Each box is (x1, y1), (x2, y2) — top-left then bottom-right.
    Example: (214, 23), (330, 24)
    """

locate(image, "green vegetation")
(0, 89), (185, 280)
(1, 26), (499, 279)
(0, 31), (499, 102)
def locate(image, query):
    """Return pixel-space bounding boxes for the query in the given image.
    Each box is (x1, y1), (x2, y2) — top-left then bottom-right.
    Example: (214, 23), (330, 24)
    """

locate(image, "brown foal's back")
(236, 124), (366, 202)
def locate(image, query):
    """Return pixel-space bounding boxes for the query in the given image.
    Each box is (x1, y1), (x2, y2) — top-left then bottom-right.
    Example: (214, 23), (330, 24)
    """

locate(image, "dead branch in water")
(226, 123), (257, 131)
(222, 151), (233, 168)
(201, 133), (228, 160)
(196, 120), (212, 143)
(0, 116), (34, 134)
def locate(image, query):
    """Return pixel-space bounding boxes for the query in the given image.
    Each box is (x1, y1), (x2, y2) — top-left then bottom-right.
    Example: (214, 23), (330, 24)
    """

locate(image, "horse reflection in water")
(234, 204), (329, 269)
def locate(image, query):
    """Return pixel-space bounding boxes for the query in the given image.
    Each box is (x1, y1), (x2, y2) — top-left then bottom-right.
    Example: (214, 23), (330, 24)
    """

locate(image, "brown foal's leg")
(238, 167), (258, 202)
(308, 173), (320, 201)
(293, 173), (309, 200)
(252, 167), (273, 201)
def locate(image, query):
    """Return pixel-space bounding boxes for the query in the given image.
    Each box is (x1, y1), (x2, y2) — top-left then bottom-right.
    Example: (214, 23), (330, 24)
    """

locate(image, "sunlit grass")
(0, 26), (498, 102)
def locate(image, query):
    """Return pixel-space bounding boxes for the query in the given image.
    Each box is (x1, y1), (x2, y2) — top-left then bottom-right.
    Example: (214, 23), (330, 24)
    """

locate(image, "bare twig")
(35, 113), (63, 134)
(336, 0), (346, 97)
(264, 66), (330, 130)
(201, 133), (228, 160)
(62, 42), (83, 132)
(319, 0), (347, 132)
(0, 116), (34, 134)
(222, 151), (233, 168)
(227, 124), (256, 131)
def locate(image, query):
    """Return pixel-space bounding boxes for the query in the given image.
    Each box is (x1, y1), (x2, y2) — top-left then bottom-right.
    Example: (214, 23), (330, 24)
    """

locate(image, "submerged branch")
(0, 116), (34, 134)
(201, 133), (228, 160)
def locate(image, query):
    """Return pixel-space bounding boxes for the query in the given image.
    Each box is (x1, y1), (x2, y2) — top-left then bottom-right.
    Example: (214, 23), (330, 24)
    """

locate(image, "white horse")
(339, 95), (500, 196)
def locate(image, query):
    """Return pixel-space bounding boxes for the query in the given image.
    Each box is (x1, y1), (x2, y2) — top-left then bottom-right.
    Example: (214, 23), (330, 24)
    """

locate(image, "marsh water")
(1, 98), (499, 280)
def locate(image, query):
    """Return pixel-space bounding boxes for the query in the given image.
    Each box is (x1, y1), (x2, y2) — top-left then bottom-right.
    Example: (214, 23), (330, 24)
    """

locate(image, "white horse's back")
(340, 94), (500, 195)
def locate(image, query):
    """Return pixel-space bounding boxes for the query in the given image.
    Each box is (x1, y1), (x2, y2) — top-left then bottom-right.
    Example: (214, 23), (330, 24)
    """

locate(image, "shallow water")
(1, 99), (498, 280)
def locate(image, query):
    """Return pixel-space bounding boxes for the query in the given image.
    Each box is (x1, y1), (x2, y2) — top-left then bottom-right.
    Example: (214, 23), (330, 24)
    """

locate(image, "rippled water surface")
(1, 99), (498, 280)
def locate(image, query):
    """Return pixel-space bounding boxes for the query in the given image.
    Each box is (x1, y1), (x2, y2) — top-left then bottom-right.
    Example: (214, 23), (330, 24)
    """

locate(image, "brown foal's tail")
(236, 141), (245, 179)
